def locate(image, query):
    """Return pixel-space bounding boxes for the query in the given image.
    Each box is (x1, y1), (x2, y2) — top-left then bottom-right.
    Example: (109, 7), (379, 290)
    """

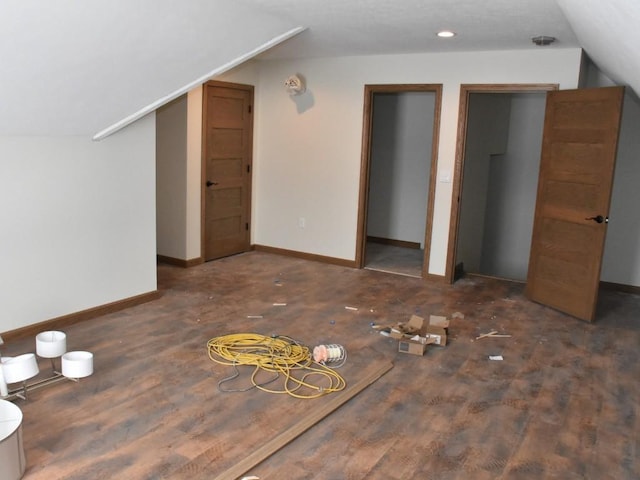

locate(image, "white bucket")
(62, 351), (94, 379)
(0, 399), (26, 479)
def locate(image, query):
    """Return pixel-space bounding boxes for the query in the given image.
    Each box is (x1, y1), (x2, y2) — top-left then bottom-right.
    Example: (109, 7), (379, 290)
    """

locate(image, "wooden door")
(202, 81), (253, 261)
(526, 86), (624, 321)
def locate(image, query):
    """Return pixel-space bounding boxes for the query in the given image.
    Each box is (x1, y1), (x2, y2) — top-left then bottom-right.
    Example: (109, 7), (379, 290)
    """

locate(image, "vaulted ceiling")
(1, 0), (637, 137)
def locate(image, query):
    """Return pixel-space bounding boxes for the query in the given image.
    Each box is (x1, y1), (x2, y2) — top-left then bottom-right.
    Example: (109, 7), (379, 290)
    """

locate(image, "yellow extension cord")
(207, 333), (346, 399)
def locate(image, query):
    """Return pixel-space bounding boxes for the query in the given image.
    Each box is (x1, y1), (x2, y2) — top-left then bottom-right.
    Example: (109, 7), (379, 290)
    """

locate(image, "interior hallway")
(364, 242), (424, 278)
(5, 251), (640, 479)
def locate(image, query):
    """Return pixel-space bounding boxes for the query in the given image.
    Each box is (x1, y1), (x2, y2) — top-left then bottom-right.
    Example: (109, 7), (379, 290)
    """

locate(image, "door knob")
(206, 180), (218, 187)
(586, 215), (607, 224)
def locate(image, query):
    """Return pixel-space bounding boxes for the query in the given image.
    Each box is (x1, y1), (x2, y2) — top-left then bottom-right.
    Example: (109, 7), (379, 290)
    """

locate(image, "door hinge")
(247, 164), (251, 173)
(248, 105), (252, 114)
(246, 223), (249, 231)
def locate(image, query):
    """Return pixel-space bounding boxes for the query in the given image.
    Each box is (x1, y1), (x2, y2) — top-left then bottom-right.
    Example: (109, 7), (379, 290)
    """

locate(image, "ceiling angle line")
(92, 26), (306, 141)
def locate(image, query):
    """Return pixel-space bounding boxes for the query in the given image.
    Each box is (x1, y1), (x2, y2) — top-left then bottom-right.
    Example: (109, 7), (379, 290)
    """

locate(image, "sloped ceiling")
(557, 0), (640, 96)
(0, 0), (301, 136)
(1, 0), (638, 138)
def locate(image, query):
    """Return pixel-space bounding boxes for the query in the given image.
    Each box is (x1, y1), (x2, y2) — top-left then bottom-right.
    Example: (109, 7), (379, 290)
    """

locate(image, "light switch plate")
(439, 170), (452, 183)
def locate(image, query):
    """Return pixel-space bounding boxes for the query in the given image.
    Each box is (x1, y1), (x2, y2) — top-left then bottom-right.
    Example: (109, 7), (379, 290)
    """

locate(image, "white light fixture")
(284, 74), (306, 96)
(437, 30), (456, 38)
(2, 354), (39, 385)
(61, 351), (94, 379)
(2, 354), (39, 400)
(0, 330), (94, 402)
(36, 331), (67, 359)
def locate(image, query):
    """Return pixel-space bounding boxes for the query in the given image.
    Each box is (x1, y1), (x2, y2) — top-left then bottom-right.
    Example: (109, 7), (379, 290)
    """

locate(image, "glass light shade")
(0, 399), (26, 480)
(2, 354), (39, 384)
(61, 351), (93, 379)
(36, 331), (67, 358)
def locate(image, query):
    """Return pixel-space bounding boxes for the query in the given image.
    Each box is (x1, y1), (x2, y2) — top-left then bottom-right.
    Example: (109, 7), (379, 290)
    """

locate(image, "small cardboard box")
(407, 314), (449, 346)
(398, 335), (437, 356)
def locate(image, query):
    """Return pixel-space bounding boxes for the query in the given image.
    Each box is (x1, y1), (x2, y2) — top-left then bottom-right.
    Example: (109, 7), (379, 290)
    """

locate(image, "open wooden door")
(526, 86), (624, 321)
(202, 81), (253, 261)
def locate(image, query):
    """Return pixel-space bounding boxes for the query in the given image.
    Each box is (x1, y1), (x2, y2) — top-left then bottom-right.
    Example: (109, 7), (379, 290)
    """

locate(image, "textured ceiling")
(254, 0), (580, 59)
(1, 0), (638, 137)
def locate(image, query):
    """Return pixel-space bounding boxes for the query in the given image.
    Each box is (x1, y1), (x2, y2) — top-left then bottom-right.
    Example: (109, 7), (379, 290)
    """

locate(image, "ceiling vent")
(531, 35), (556, 46)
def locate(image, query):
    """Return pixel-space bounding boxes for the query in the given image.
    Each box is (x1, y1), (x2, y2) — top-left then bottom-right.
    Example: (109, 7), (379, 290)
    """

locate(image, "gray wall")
(481, 94), (546, 280)
(457, 92), (546, 281)
(582, 61), (640, 286)
(367, 92), (435, 247)
(457, 94), (510, 274)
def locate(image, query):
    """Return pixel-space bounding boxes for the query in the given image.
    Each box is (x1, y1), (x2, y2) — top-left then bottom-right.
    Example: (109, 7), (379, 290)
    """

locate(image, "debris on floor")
(475, 330), (511, 340)
(489, 355), (504, 361)
(373, 314), (450, 356)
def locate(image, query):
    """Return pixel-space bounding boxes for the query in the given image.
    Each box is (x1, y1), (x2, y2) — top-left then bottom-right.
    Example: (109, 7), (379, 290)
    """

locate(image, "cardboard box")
(374, 313), (451, 355)
(398, 335), (437, 356)
(407, 314), (449, 346)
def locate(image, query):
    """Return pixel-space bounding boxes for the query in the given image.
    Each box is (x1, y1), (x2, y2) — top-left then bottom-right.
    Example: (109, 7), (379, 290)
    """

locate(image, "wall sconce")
(284, 74), (306, 96)
(0, 331), (93, 401)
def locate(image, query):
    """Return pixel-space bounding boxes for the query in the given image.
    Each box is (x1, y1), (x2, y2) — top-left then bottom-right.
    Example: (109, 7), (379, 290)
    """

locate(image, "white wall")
(0, 114), (157, 332)
(156, 95), (188, 259)
(243, 49), (582, 271)
(187, 48), (640, 287)
(367, 92), (435, 247)
(156, 89), (203, 262)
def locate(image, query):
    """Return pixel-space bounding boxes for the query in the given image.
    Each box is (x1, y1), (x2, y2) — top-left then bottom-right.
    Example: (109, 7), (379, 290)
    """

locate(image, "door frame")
(444, 83), (558, 283)
(200, 80), (254, 261)
(355, 84), (443, 279)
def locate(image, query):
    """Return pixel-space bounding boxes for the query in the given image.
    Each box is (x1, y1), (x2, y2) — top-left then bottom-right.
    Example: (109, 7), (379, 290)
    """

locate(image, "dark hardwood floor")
(4, 251), (640, 479)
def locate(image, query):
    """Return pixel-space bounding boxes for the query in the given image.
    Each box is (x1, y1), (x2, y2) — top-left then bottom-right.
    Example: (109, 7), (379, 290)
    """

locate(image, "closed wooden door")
(202, 81), (253, 261)
(526, 86), (624, 321)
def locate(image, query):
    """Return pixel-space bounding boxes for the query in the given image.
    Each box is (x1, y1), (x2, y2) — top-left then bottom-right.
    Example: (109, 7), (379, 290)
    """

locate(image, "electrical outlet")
(298, 217), (306, 228)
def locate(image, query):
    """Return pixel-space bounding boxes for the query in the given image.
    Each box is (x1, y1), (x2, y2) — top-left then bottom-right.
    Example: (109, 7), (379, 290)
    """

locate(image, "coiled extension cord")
(207, 333), (346, 399)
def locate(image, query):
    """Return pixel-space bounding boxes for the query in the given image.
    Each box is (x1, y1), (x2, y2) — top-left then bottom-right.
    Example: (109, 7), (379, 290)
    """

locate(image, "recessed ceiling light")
(437, 30), (456, 38)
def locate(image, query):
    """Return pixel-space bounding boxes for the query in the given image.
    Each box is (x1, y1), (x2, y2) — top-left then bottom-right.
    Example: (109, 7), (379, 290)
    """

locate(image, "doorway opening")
(446, 84), (557, 284)
(356, 84), (442, 278)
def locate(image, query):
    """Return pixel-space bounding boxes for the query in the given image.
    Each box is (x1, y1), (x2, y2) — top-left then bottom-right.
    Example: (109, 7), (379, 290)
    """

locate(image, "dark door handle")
(586, 215), (607, 224)
(206, 181), (218, 187)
